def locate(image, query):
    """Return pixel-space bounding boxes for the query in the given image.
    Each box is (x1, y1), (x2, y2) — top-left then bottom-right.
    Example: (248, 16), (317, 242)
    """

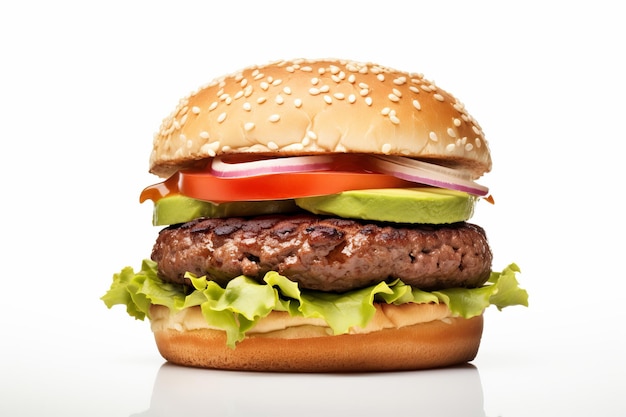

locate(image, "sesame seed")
(208, 101), (218, 111)
(268, 141), (279, 150)
(324, 95), (332, 104)
(260, 82), (269, 91)
(268, 114), (281, 122)
(388, 94), (400, 102)
(283, 86), (292, 95)
(243, 86), (253, 97)
(465, 143), (474, 151)
(257, 97), (267, 104)
(233, 91), (244, 100)
(294, 98), (303, 108)
(409, 86), (420, 94)
(348, 94), (356, 103)
(390, 115), (400, 125)
(275, 95), (284, 104)
(240, 79), (248, 87)
(434, 93), (445, 102)
(393, 76), (407, 85)
(309, 87), (320, 96)
(382, 143), (392, 153)
(301, 66), (313, 72)
(311, 77), (319, 85)
(453, 118), (461, 127)
(429, 132), (438, 142)
(272, 79), (282, 86)
(377, 74), (385, 82)
(348, 74), (356, 83)
(319, 85), (330, 93)
(307, 130), (317, 140)
(199, 131), (210, 139)
(358, 82), (369, 89)
(381, 107), (391, 116)
(200, 142), (220, 156)
(447, 128), (456, 137)
(334, 93), (345, 100)
(476, 138), (482, 148)
(243, 102), (251, 111)
(365, 97), (373, 106)
(191, 106), (201, 114)
(359, 89), (369, 96)
(412, 99), (421, 110)
(244, 122), (255, 131)
(217, 112), (227, 123)
(446, 144), (456, 152)
(472, 125), (481, 135)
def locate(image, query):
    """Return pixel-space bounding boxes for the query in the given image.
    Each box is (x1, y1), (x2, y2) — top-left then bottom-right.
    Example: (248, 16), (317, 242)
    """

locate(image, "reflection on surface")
(132, 362), (485, 417)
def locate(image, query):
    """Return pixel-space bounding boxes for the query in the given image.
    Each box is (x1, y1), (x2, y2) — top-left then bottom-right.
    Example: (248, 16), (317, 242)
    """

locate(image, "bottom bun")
(151, 306), (484, 372)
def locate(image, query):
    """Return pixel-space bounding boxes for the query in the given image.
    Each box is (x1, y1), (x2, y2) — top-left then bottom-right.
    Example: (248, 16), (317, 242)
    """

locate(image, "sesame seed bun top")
(149, 58), (492, 179)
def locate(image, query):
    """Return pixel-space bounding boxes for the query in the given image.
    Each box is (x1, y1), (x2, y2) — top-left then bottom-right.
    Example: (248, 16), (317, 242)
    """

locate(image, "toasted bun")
(149, 304), (483, 372)
(150, 58), (491, 179)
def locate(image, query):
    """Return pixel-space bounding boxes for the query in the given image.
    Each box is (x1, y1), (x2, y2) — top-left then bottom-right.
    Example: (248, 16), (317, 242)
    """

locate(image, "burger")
(102, 58), (527, 372)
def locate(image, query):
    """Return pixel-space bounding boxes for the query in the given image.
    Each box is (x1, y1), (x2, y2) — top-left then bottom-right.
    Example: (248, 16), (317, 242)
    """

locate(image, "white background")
(1, 1), (624, 416)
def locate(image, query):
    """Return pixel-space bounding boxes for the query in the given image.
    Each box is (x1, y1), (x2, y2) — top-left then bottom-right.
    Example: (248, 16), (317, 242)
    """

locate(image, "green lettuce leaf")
(101, 260), (528, 348)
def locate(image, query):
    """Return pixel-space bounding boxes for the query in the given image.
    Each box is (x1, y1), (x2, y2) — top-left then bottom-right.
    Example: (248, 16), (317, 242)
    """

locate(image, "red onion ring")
(209, 154), (489, 196)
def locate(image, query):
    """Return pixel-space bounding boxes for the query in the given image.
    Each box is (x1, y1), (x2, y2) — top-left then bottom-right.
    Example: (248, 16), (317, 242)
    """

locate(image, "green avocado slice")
(152, 195), (300, 225)
(295, 188), (477, 224)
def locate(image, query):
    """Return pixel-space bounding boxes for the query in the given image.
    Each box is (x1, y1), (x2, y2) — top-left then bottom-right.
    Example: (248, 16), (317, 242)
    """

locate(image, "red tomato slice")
(178, 171), (415, 202)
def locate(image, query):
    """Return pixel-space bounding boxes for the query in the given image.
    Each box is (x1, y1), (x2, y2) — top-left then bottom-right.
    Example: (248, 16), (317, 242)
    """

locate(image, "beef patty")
(151, 214), (492, 293)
